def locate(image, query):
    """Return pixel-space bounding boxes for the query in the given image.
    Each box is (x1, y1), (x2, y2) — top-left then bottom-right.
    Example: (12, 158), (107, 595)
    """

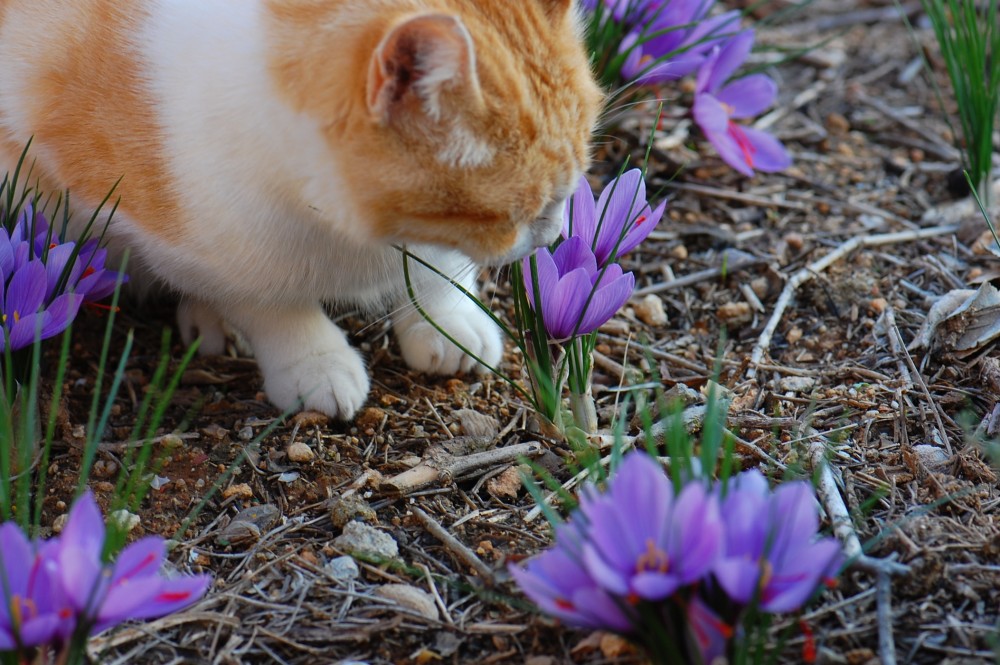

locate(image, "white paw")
(396, 307), (503, 375)
(252, 321), (370, 420)
(177, 299), (227, 356)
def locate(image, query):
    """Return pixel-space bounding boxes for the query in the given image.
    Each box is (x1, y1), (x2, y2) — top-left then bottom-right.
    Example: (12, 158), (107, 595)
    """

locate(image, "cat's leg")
(177, 298), (228, 356)
(393, 254), (503, 375)
(218, 303), (369, 418)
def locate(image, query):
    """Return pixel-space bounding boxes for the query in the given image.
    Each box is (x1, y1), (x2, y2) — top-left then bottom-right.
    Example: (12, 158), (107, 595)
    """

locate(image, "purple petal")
(544, 267), (594, 339)
(700, 30), (755, 94)
(582, 542), (631, 596)
(631, 571), (681, 600)
(43, 242), (79, 301)
(669, 482), (723, 581)
(0, 523), (33, 598)
(740, 126), (792, 173)
(57, 544), (106, 613)
(0, 234), (13, 281)
(111, 537), (167, 584)
(576, 266), (634, 335)
(703, 120), (757, 177)
(563, 175), (598, 244)
(62, 492), (106, 562)
(593, 170), (646, 265)
(552, 236), (598, 276)
(8, 312), (50, 351)
(617, 200), (666, 258)
(714, 558), (762, 605)
(40, 293), (83, 338)
(6, 259), (46, 320)
(717, 74), (778, 119)
(693, 93), (730, 135)
(95, 577), (162, 629)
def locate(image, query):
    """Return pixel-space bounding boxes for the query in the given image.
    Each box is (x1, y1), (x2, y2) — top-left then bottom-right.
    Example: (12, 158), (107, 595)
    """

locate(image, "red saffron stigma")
(800, 620), (817, 663)
(82, 266), (96, 278)
(554, 598), (575, 611)
(157, 591), (193, 603)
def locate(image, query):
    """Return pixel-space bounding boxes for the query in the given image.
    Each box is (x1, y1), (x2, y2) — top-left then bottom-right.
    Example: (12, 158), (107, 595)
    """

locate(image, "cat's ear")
(367, 13), (480, 124)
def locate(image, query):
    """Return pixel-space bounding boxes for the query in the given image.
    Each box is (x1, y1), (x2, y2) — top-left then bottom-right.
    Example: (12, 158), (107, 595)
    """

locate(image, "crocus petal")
(713, 558), (762, 605)
(563, 175), (598, 244)
(17, 614), (62, 649)
(704, 121), (757, 177)
(760, 540), (841, 613)
(57, 544), (106, 613)
(8, 312), (50, 351)
(593, 170), (645, 264)
(5, 259), (46, 320)
(552, 236), (598, 276)
(699, 30), (755, 94)
(0, 234), (13, 281)
(669, 482), (723, 581)
(545, 267), (593, 339)
(40, 293), (83, 339)
(582, 542), (631, 596)
(692, 93), (730, 135)
(739, 126), (792, 173)
(111, 536), (167, 585)
(617, 200), (666, 258)
(631, 571), (680, 600)
(717, 74), (778, 119)
(0, 522), (33, 598)
(43, 242), (78, 301)
(61, 492), (106, 562)
(576, 267), (634, 335)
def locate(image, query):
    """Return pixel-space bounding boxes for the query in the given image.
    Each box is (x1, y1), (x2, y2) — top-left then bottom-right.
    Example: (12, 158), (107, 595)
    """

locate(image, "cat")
(0, 0), (602, 419)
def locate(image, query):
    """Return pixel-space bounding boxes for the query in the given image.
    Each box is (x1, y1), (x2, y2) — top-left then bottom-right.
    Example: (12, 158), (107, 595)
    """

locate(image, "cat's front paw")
(396, 306), (503, 375)
(260, 345), (370, 419)
(243, 310), (371, 419)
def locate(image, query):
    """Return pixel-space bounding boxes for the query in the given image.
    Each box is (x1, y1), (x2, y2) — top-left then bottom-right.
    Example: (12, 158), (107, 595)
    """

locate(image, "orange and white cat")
(0, 0), (601, 418)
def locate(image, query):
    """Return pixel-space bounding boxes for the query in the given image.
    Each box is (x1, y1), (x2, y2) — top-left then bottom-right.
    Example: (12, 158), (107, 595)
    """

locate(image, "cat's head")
(270, 0), (603, 265)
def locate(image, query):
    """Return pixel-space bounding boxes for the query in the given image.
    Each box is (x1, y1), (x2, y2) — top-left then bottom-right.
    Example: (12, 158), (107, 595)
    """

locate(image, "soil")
(26, 0), (1000, 663)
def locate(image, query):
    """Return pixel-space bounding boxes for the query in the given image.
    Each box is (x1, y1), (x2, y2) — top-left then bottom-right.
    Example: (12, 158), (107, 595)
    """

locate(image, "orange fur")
(14, 0), (182, 242)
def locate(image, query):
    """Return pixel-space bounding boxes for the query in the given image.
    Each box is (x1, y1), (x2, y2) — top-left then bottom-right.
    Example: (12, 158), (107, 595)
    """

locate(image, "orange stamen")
(635, 539), (670, 574)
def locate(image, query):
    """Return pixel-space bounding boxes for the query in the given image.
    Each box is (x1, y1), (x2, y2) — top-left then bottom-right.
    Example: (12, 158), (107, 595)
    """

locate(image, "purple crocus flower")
(684, 595), (733, 665)
(620, 3), (740, 84)
(713, 470), (842, 613)
(691, 30), (791, 177)
(1, 258), (82, 352)
(522, 236), (634, 341)
(579, 453), (724, 602)
(54, 492), (210, 633)
(0, 204), (125, 352)
(563, 170), (666, 267)
(508, 523), (635, 632)
(0, 523), (74, 649)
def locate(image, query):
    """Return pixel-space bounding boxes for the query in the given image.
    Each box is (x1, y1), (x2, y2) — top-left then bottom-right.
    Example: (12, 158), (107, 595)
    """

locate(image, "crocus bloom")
(54, 492), (210, 633)
(620, 3), (740, 84)
(0, 523), (73, 649)
(508, 523), (635, 632)
(691, 30), (791, 177)
(563, 170), (666, 267)
(1, 258), (82, 352)
(713, 470), (842, 613)
(0, 205), (125, 352)
(579, 453), (723, 601)
(523, 236), (635, 341)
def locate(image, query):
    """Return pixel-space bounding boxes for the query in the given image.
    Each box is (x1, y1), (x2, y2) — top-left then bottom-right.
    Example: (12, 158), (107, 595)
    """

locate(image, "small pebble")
(374, 584), (439, 621)
(716, 302), (753, 327)
(52, 514), (68, 534)
(634, 294), (668, 326)
(326, 555), (360, 582)
(222, 483), (253, 501)
(333, 521), (398, 560)
(778, 376), (817, 394)
(108, 509), (141, 534)
(238, 426), (254, 441)
(287, 441), (315, 463)
(329, 494), (377, 528)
